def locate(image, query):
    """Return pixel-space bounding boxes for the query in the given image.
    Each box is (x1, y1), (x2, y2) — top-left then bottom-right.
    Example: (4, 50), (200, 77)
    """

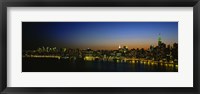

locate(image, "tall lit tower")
(119, 45), (121, 49)
(158, 33), (162, 46)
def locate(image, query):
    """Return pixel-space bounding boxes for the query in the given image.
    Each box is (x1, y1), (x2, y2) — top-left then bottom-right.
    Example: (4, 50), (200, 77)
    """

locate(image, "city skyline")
(22, 22), (178, 50)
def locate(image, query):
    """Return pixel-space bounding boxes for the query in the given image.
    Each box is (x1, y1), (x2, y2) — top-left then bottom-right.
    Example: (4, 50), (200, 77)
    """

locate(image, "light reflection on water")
(22, 58), (178, 72)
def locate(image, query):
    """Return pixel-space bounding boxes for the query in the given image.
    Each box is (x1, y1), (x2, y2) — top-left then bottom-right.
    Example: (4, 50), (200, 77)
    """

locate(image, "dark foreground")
(22, 58), (178, 72)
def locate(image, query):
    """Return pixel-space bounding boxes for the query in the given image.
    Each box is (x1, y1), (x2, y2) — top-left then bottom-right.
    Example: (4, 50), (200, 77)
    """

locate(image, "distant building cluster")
(23, 34), (178, 63)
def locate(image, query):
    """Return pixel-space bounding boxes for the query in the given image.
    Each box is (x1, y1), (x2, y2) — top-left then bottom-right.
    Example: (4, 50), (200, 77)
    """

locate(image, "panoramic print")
(22, 22), (178, 72)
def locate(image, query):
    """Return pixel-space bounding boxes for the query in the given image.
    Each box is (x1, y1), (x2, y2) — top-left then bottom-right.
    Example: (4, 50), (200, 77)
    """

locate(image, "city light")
(22, 34), (178, 68)
(22, 22), (178, 72)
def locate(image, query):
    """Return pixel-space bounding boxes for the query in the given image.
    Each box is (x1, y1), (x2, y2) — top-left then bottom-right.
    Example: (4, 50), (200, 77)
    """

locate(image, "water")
(22, 58), (178, 72)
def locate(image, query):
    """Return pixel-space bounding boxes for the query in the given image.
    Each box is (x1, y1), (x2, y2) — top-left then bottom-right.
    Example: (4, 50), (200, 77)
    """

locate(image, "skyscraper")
(158, 33), (162, 46)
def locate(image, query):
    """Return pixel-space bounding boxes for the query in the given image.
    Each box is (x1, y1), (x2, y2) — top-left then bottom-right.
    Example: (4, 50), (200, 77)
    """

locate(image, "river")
(22, 58), (178, 72)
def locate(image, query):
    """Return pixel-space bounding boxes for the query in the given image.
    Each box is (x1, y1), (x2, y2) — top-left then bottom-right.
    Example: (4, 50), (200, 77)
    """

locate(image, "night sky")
(22, 22), (178, 50)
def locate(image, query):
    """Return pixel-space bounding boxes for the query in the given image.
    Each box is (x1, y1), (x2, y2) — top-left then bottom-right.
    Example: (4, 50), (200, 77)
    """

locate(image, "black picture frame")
(0, 0), (199, 94)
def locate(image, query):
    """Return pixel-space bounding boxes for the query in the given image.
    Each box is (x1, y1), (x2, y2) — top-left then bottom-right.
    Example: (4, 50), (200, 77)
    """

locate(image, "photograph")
(22, 22), (178, 72)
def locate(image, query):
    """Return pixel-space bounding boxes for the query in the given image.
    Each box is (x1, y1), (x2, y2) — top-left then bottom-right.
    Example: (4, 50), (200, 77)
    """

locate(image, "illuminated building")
(119, 45), (121, 49)
(158, 33), (162, 46)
